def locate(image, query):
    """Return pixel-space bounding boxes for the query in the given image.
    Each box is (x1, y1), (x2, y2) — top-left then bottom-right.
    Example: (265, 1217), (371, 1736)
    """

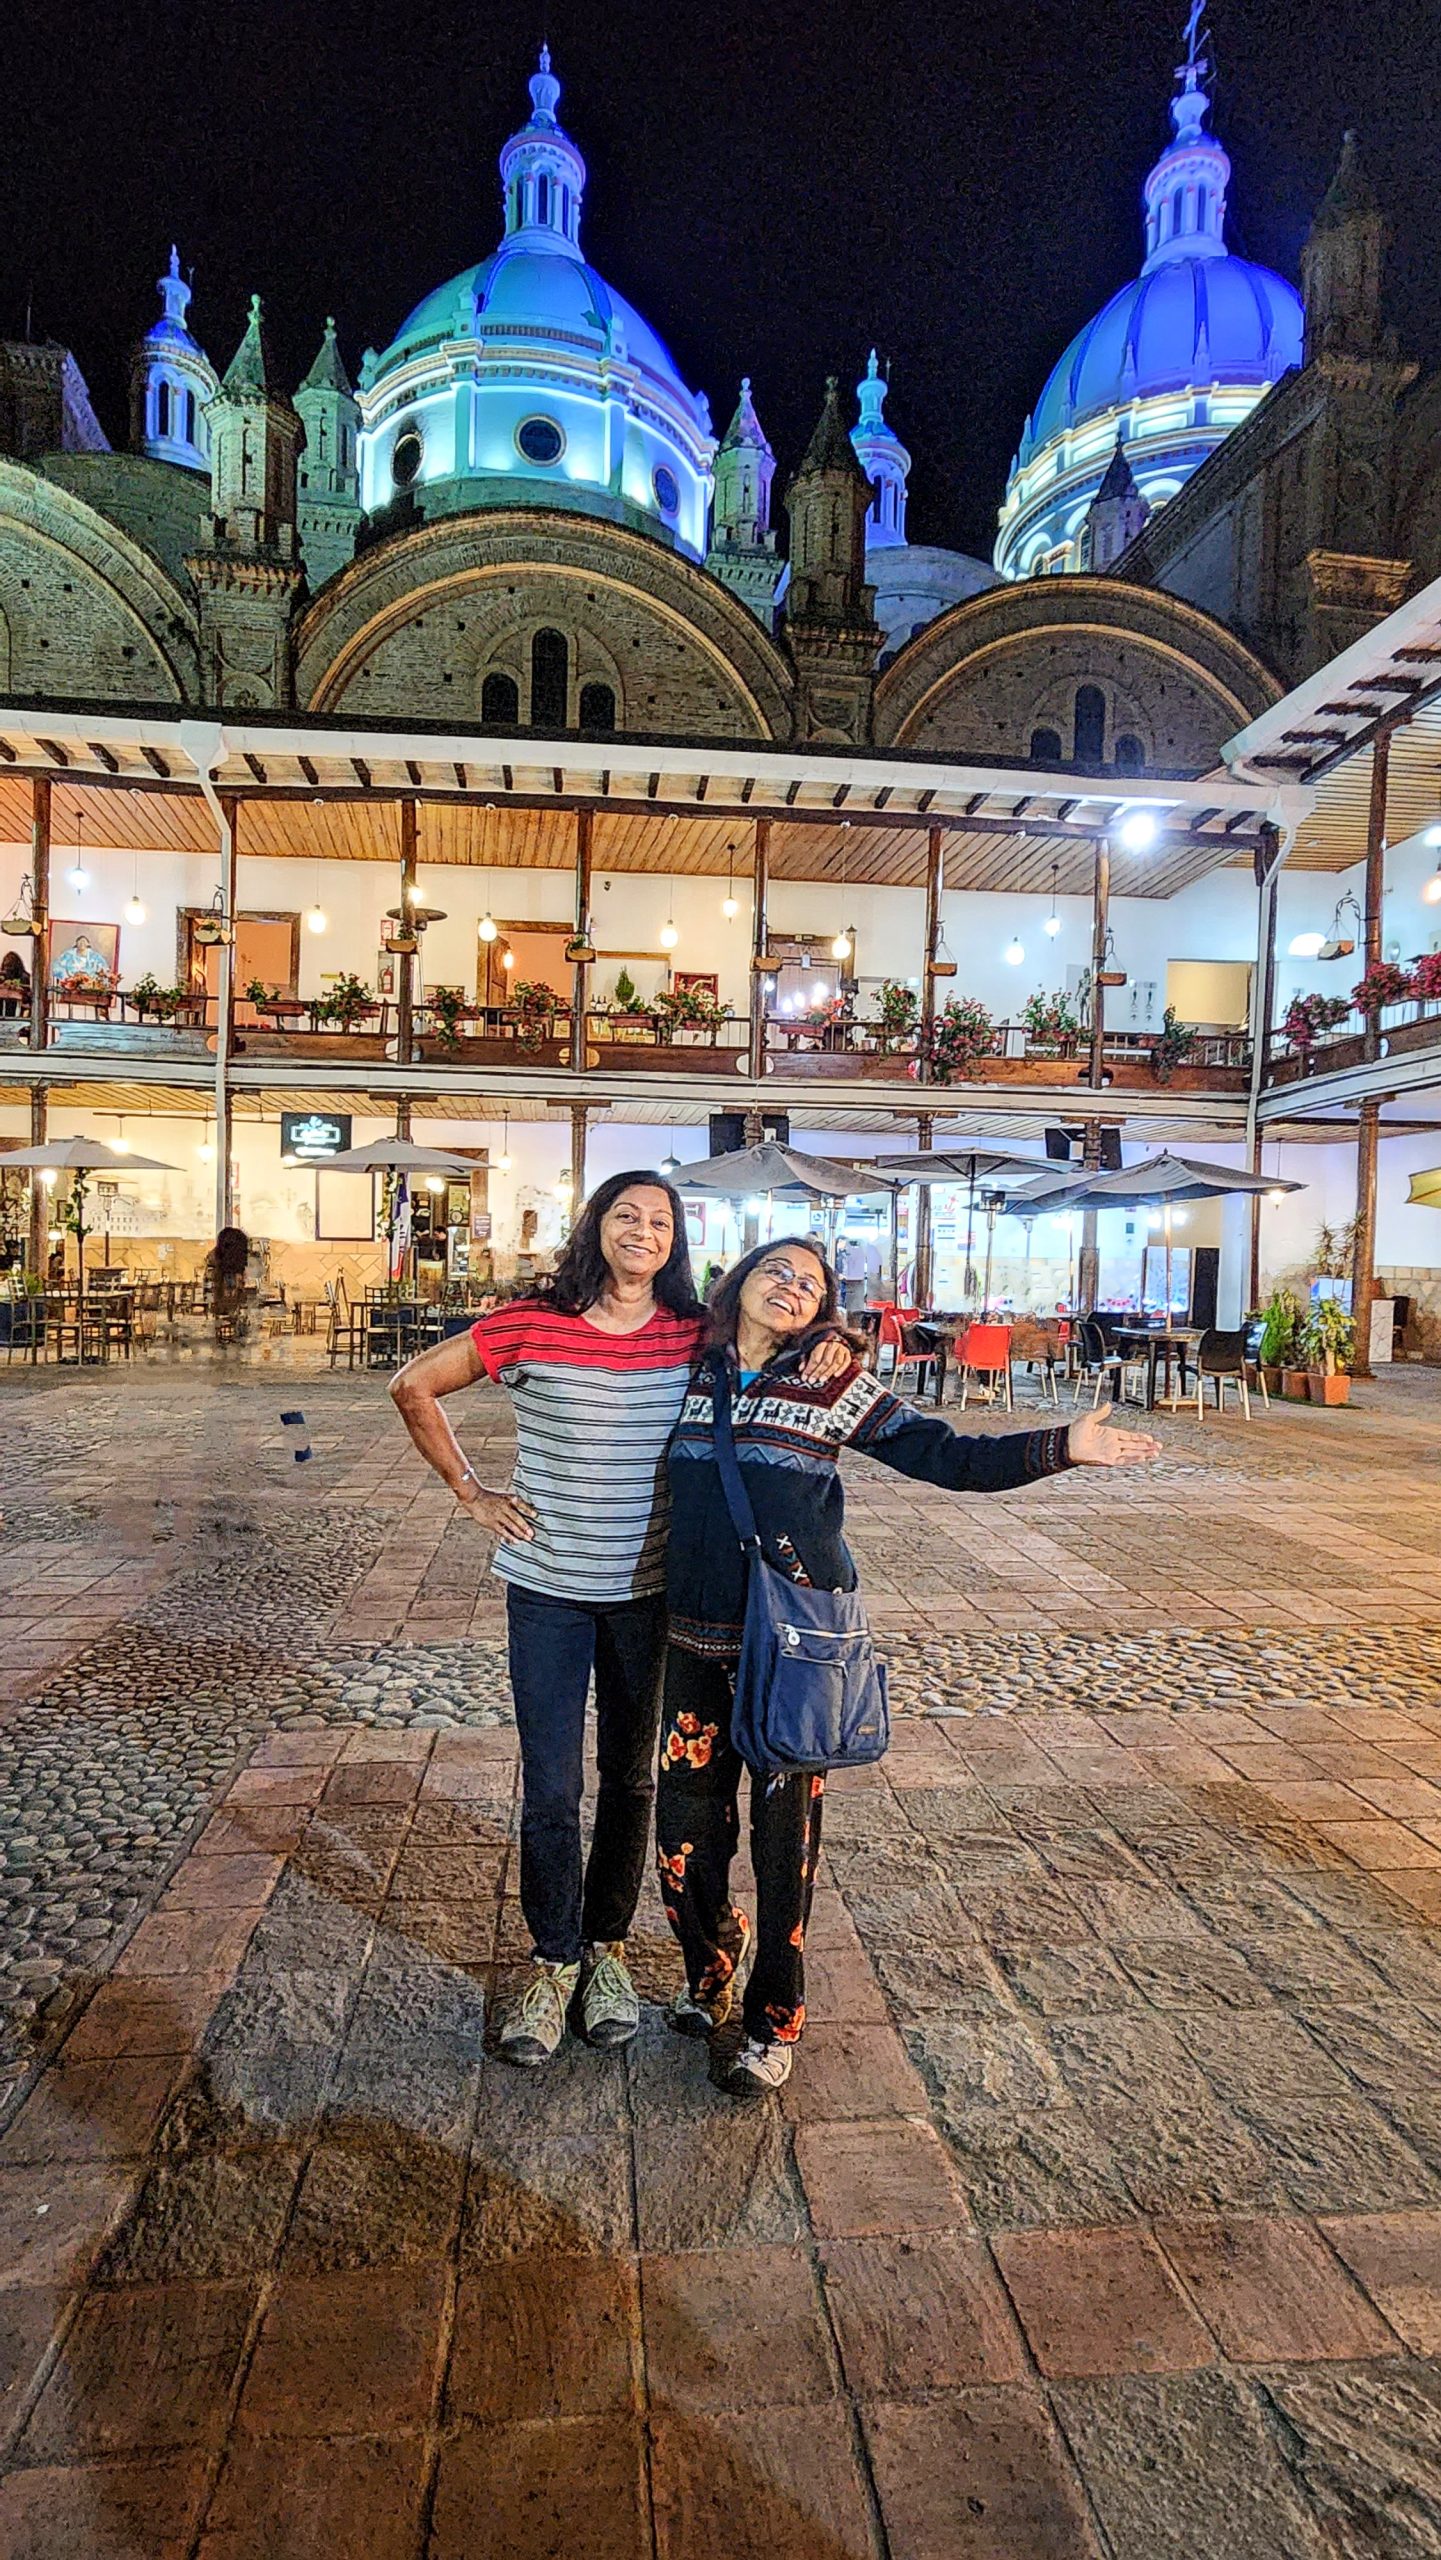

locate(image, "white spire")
(499, 48), (587, 252)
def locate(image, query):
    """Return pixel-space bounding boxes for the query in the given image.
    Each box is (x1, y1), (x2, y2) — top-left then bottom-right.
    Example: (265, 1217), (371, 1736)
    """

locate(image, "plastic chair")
(873, 1302), (942, 1400)
(1194, 1327), (1253, 1419)
(957, 1321), (1013, 1411)
(1071, 1316), (1126, 1408)
(1009, 1316), (1062, 1405)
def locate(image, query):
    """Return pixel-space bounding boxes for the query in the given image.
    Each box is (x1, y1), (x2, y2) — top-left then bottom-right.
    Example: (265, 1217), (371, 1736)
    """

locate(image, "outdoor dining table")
(1112, 1324), (1201, 1411)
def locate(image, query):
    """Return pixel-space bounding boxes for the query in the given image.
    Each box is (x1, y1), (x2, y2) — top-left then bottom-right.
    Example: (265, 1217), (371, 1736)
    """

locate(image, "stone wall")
(1377, 1267), (1441, 1364)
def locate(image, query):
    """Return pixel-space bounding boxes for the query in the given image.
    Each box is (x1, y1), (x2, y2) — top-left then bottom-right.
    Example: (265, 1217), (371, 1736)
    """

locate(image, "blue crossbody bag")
(708, 1356), (890, 1778)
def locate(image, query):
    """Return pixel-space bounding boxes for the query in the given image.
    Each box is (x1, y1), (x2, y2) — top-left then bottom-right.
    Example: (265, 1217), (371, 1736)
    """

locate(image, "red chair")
(872, 1302), (943, 1401)
(957, 1321), (1013, 1412)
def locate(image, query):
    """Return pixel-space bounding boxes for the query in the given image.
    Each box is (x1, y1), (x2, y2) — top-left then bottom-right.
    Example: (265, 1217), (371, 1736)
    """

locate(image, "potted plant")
(927, 994), (996, 1083)
(612, 966), (640, 1013)
(1257, 1286), (1303, 1396)
(430, 986), (467, 1051)
(509, 978), (561, 1050)
(1283, 992), (1350, 1051)
(1151, 1003), (1196, 1083)
(316, 972), (374, 1033)
(1021, 989), (1080, 1055)
(1411, 951), (1441, 1005)
(1352, 959), (1414, 1017)
(129, 972), (183, 1022)
(1303, 1295), (1355, 1405)
(873, 978), (919, 1055)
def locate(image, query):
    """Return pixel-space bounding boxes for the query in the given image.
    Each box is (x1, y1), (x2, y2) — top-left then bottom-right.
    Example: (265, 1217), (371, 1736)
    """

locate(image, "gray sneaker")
(723, 2034), (794, 2097)
(579, 1941), (641, 2049)
(499, 1957), (580, 2067)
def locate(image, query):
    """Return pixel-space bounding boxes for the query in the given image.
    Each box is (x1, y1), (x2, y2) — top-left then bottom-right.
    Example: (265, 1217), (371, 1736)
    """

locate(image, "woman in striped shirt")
(391, 1171), (846, 2067)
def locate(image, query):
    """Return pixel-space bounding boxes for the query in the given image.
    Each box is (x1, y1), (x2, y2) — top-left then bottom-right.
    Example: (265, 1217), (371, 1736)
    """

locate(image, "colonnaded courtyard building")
(4, 24), (1441, 2560)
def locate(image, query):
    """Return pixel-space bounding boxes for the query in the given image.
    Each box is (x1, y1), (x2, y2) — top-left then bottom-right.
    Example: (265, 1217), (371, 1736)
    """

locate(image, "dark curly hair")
(537, 1169), (701, 1317)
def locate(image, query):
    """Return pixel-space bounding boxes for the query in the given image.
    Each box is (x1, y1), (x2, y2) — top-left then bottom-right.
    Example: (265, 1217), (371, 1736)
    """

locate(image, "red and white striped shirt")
(470, 1301), (704, 1603)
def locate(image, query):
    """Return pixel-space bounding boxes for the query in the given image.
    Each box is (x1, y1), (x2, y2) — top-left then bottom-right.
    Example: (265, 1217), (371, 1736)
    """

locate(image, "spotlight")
(1118, 810), (1159, 854)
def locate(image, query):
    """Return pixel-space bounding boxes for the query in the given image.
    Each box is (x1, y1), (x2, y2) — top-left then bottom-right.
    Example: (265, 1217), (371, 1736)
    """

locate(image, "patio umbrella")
(875, 1147), (1057, 1311)
(323, 1138), (476, 1288)
(1045, 1153), (1304, 1318)
(673, 1141), (900, 1202)
(1, 1137), (178, 1304)
(1407, 1168), (1441, 1210)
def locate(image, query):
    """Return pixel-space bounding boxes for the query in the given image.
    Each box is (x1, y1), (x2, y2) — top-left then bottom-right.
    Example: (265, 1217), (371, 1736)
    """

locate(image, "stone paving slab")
(2, 1366), (1441, 2549)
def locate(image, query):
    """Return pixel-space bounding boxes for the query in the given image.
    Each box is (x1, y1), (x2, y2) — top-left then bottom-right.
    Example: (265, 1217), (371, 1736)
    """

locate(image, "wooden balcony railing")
(1265, 989), (1441, 1087)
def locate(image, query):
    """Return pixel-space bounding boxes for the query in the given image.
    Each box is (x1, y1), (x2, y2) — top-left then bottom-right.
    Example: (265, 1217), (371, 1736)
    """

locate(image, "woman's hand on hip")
(458, 1485), (535, 1539)
(1068, 1401), (1162, 1468)
(800, 1332), (854, 1385)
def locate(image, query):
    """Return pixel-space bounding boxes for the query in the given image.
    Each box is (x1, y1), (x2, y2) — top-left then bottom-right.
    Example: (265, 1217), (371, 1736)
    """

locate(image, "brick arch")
(0, 461), (197, 701)
(874, 576), (1279, 770)
(295, 511), (793, 738)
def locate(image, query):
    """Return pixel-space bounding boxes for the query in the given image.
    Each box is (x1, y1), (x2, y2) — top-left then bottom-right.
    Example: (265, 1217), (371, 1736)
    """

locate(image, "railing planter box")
(583, 1042), (746, 1076)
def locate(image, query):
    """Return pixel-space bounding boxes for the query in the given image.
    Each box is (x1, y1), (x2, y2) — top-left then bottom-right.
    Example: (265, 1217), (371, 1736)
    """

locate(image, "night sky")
(6, 0), (1439, 562)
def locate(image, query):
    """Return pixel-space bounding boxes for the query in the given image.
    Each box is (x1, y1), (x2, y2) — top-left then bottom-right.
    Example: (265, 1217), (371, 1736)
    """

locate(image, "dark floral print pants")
(654, 1644), (825, 2046)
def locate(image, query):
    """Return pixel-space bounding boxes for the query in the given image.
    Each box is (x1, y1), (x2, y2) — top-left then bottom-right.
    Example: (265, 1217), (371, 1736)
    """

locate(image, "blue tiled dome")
(1026, 254), (1301, 456)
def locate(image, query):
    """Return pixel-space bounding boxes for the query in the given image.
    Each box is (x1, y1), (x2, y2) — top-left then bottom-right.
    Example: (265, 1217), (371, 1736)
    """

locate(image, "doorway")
(180, 911), (300, 1026)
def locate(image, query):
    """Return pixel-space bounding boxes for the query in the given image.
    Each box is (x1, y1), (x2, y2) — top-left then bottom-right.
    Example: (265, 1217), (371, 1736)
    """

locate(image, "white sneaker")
(580, 1941), (640, 2049)
(724, 2035), (793, 2096)
(499, 1958), (580, 2067)
(665, 1910), (752, 2039)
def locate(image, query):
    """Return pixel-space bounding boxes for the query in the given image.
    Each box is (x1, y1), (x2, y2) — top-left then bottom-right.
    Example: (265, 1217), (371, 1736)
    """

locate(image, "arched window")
(481, 670), (520, 726)
(536, 173), (550, 226)
(1029, 726), (1064, 765)
(579, 681), (616, 732)
(1114, 733), (1145, 774)
(530, 629), (569, 730)
(156, 380), (171, 438)
(1073, 685), (1107, 765)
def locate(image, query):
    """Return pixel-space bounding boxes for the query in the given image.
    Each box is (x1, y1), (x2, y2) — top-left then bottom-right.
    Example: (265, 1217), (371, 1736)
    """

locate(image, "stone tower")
(782, 376), (881, 744)
(705, 379), (781, 626)
(1302, 131), (1386, 363)
(187, 296), (303, 706)
(850, 351), (910, 548)
(1079, 433), (1150, 569)
(295, 317), (361, 590)
(130, 247), (217, 472)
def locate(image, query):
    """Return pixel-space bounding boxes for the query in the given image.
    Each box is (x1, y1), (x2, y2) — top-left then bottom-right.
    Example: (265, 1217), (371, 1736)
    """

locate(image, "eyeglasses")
(757, 1259), (825, 1305)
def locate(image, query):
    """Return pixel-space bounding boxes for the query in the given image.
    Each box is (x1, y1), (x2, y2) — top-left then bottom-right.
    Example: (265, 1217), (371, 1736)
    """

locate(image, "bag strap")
(708, 1355), (761, 1556)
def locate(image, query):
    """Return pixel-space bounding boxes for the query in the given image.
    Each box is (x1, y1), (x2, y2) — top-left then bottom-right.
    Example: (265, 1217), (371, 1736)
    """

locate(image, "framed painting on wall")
(48, 920), (120, 991)
(673, 970), (719, 999)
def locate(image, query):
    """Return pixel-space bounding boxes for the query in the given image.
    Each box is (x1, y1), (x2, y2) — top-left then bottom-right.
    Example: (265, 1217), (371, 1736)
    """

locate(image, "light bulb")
(1268, 1188), (1286, 1203)
(1425, 826), (1441, 848)
(66, 863), (89, 893)
(38, 1169), (55, 1189)
(1288, 931), (1326, 958)
(425, 1176), (445, 1194)
(306, 904), (328, 936)
(496, 1149), (511, 1171)
(722, 894), (739, 920)
(814, 981), (829, 1002)
(479, 911), (498, 942)
(1044, 912), (1062, 937)
(501, 948), (515, 971)
(110, 1135), (130, 1155)
(658, 920), (679, 951)
(404, 881), (421, 906)
(1172, 1210), (1189, 1228)
(197, 1141), (215, 1164)
(1118, 811), (1159, 853)
(124, 895), (146, 926)
(1423, 875), (1441, 906)
(1004, 937), (1025, 966)
(831, 931), (853, 962)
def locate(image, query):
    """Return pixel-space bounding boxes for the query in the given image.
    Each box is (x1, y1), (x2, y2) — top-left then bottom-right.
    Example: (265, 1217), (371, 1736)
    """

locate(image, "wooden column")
(1087, 833), (1111, 1089)
(912, 1112), (934, 1308)
(1077, 1120), (1103, 1315)
(747, 817), (771, 1082)
(396, 798), (418, 1140)
(213, 791), (239, 1237)
(1247, 823), (1281, 1310)
(570, 806), (594, 1074)
(919, 824), (944, 1083)
(26, 776), (51, 1278)
(569, 1104), (588, 1218)
(1350, 727), (1392, 1377)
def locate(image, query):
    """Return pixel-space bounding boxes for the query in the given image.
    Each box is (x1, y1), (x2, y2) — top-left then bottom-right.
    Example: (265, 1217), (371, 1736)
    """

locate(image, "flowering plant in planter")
(1352, 959), (1414, 1015)
(1150, 1003), (1197, 1083)
(1283, 991), (1350, 1049)
(1303, 1294), (1355, 1404)
(1021, 989), (1080, 1051)
(926, 994), (996, 1083)
(129, 973), (184, 1021)
(873, 979), (919, 1054)
(1411, 950), (1441, 1003)
(509, 979), (562, 1050)
(654, 983), (728, 1039)
(315, 973), (374, 1032)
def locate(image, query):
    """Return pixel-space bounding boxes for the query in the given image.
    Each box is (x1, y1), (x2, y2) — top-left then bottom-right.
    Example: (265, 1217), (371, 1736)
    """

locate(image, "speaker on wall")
(1099, 1127), (1123, 1171)
(1044, 1126), (1074, 1162)
(708, 1111), (790, 1155)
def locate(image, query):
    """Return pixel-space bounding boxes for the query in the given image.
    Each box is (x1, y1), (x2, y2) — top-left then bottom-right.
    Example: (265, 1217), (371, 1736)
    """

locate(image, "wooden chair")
(1009, 1317), (1062, 1405)
(956, 1320), (1014, 1411)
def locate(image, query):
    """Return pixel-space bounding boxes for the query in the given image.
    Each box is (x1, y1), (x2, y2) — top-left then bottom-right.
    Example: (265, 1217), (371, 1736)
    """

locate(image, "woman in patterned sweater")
(658, 1236), (1160, 2095)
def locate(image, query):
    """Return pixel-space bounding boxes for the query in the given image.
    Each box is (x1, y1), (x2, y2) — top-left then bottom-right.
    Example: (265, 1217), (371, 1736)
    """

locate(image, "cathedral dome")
(358, 53), (714, 560)
(996, 27), (1303, 580)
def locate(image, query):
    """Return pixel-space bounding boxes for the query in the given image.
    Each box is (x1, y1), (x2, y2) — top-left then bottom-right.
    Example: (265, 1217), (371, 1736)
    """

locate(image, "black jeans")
(654, 1645), (825, 2046)
(506, 1583), (668, 1965)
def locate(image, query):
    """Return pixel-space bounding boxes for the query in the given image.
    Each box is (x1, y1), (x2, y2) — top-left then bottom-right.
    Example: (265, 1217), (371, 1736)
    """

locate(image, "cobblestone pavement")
(2, 1361), (1441, 2554)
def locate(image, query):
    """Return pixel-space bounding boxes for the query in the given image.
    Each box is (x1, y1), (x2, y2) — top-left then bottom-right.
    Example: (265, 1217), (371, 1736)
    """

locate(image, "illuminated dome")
(995, 30), (1302, 580)
(358, 52), (715, 559)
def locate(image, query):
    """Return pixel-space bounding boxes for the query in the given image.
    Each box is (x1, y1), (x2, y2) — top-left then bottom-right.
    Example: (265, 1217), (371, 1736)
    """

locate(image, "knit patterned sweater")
(666, 1346), (1072, 1656)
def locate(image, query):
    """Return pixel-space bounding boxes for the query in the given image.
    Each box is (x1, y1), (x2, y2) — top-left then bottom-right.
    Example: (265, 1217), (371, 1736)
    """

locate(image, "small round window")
(517, 415), (564, 466)
(652, 463), (680, 517)
(391, 427), (423, 489)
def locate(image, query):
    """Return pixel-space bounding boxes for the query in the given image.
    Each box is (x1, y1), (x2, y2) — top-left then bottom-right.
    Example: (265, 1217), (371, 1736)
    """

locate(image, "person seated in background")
(0, 952), (30, 1016)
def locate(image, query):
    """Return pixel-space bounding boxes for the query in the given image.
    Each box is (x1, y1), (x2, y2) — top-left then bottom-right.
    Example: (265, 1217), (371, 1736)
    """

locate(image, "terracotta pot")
(1306, 1370), (1351, 1406)
(1261, 1365), (1282, 1396)
(1281, 1368), (1310, 1401)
